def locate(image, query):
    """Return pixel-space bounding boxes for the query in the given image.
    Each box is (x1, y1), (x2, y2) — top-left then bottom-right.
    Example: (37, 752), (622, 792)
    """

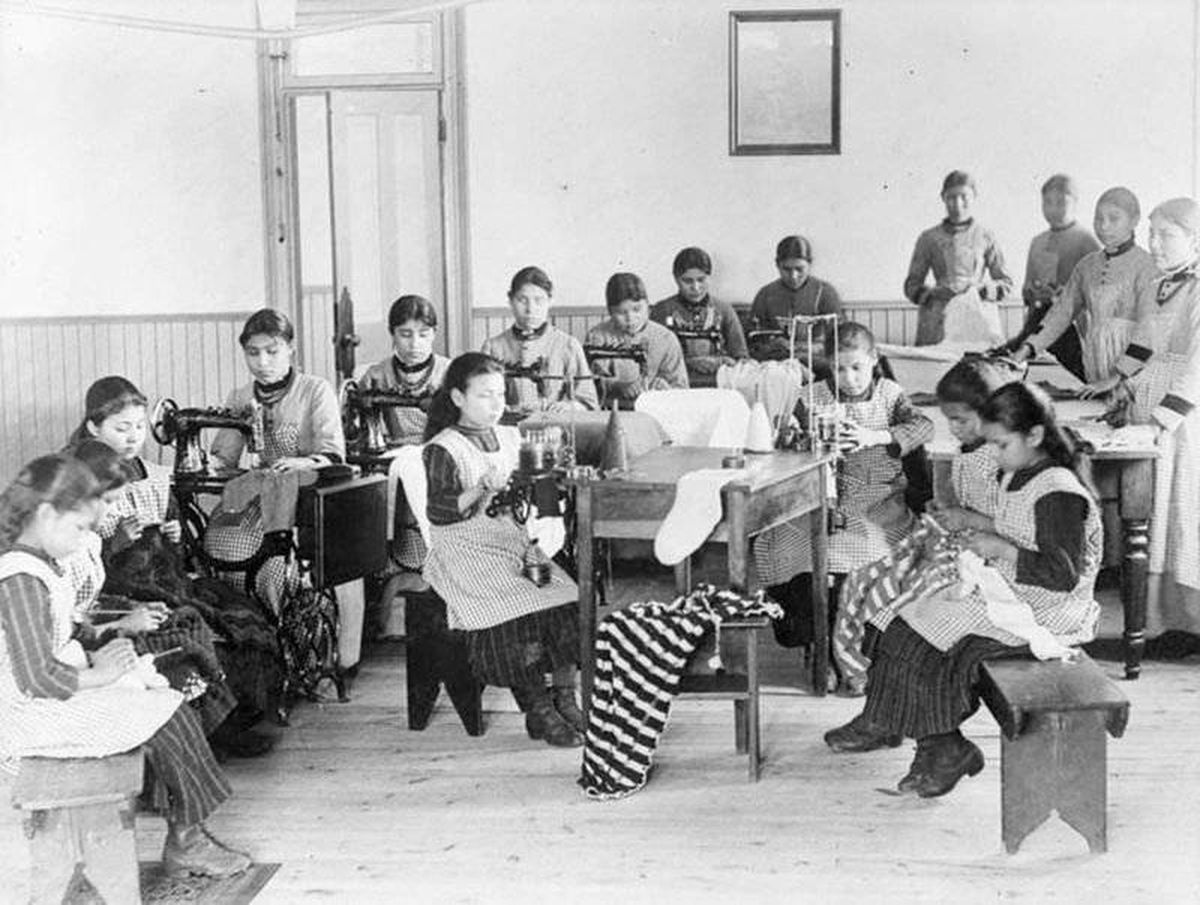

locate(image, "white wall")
(462, 0), (1198, 310)
(0, 3), (265, 317)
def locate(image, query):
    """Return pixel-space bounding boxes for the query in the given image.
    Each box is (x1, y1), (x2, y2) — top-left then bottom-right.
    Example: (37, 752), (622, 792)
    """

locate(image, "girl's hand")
(268, 456), (318, 473)
(837, 422), (890, 451)
(927, 503), (975, 532)
(90, 638), (138, 679)
(480, 466), (509, 492)
(161, 519), (182, 543)
(116, 515), (143, 544)
(1077, 375), (1121, 400)
(117, 604), (169, 636)
(965, 531), (1015, 563)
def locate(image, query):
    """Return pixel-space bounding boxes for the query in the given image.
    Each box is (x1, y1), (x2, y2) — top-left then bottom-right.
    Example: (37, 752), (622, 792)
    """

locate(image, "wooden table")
(925, 399), (1158, 680)
(573, 446), (833, 702)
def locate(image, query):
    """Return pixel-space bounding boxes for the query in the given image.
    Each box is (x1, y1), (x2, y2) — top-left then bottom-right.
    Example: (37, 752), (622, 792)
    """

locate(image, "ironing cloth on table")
(579, 585), (782, 801)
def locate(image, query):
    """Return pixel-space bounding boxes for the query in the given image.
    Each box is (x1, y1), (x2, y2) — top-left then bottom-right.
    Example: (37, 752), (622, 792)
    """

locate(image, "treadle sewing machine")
(150, 398), (260, 475)
(582, 341), (649, 410)
(661, 314), (724, 354)
(339, 379), (430, 457)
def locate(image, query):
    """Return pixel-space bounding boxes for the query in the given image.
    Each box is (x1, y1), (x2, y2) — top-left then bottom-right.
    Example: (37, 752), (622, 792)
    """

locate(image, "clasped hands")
(116, 515), (182, 545)
(926, 502), (1015, 563)
(113, 601), (170, 636)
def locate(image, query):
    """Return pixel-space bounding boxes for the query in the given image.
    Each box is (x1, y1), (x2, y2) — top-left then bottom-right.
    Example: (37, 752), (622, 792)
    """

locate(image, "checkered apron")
(94, 458), (173, 539)
(901, 467), (1101, 651)
(754, 381), (915, 584)
(423, 426), (577, 631)
(0, 552), (182, 768)
(951, 444), (1001, 516)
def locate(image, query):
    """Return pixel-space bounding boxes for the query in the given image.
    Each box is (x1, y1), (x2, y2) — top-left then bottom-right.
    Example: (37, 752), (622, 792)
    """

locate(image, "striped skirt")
(464, 602), (579, 687)
(860, 619), (1027, 739)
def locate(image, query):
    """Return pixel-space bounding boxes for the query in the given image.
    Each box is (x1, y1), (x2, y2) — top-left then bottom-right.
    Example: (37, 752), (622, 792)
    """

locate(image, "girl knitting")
(481, 266), (599, 415)
(904, 170), (1014, 345)
(0, 454), (249, 877)
(824, 383), (1101, 798)
(422, 353), (584, 747)
(758, 323), (934, 670)
(359, 294), (451, 446)
(831, 357), (1008, 696)
(70, 376), (281, 743)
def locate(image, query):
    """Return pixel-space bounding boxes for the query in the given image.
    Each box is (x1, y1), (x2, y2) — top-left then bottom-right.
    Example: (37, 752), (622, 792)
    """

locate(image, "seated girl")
(824, 383), (1102, 798)
(1012, 186), (1157, 391)
(421, 353), (583, 748)
(585, 271), (688, 408)
(748, 234), (843, 376)
(481, 266), (598, 415)
(359, 294), (451, 445)
(651, 246), (749, 387)
(69, 377), (281, 732)
(757, 323), (933, 684)
(904, 170), (1014, 345)
(203, 308), (346, 611)
(0, 454), (249, 877)
(832, 357), (1008, 695)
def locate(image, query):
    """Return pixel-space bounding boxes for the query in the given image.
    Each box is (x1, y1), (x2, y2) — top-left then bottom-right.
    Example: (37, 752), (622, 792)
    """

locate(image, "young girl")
(904, 170), (1014, 346)
(481, 266), (598, 415)
(758, 323), (934, 664)
(359, 294), (451, 446)
(204, 308), (345, 611)
(832, 357), (1008, 695)
(651, 246), (749, 387)
(1014, 186), (1157, 389)
(584, 271), (688, 408)
(748, 234), (843, 374)
(0, 455), (249, 877)
(71, 376), (281, 733)
(421, 353), (583, 747)
(825, 383), (1101, 798)
(1111, 197), (1200, 640)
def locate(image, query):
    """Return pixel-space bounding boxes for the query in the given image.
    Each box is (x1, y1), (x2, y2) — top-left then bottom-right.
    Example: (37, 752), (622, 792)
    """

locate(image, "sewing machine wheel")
(150, 397), (179, 446)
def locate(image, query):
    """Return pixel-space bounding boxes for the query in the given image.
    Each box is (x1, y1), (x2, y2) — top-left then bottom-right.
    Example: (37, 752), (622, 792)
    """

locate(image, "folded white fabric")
(391, 445), (431, 545)
(653, 468), (747, 565)
(959, 549), (1076, 661)
(635, 388), (750, 448)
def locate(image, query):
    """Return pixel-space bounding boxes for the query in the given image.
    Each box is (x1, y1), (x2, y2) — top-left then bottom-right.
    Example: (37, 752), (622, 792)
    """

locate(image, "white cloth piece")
(942, 287), (1005, 345)
(653, 468), (747, 566)
(958, 550), (1076, 661)
(392, 444), (431, 545)
(635, 389), (749, 448)
(717, 359), (805, 441)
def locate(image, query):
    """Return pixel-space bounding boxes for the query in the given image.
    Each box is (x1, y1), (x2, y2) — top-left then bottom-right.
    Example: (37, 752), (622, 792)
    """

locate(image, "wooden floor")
(2, 587), (1199, 903)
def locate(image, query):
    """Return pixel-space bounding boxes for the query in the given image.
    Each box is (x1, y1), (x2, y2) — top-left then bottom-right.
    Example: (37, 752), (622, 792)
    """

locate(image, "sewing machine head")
(340, 379), (430, 455)
(662, 315), (723, 349)
(582, 343), (648, 367)
(151, 398), (258, 474)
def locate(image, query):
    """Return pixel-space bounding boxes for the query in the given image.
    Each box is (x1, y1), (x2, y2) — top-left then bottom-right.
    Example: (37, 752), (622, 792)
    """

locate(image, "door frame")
(257, 9), (471, 369)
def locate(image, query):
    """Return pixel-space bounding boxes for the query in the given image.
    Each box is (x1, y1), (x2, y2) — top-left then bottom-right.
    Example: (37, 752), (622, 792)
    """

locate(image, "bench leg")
(406, 634), (443, 731)
(443, 631), (486, 737)
(733, 700), (748, 754)
(79, 801), (140, 905)
(25, 810), (77, 905)
(747, 632), (761, 782)
(1001, 710), (1108, 854)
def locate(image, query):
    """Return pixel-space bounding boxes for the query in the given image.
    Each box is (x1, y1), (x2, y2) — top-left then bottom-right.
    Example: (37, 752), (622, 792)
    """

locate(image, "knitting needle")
(152, 647), (184, 660)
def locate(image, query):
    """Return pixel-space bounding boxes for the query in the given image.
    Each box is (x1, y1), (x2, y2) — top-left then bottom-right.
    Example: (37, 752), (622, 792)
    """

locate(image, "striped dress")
(755, 377), (933, 584)
(1117, 267), (1200, 634)
(422, 424), (578, 686)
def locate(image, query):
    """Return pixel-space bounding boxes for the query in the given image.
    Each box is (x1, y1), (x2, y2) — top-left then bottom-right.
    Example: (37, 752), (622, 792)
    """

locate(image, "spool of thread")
(722, 453), (746, 469)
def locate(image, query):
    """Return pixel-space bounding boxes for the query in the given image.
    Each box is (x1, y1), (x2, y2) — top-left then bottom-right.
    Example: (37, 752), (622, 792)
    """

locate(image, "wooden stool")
(404, 589), (485, 736)
(11, 750), (144, 905)
(678, 617), (768, 781)
(980, 653), (1130, 853)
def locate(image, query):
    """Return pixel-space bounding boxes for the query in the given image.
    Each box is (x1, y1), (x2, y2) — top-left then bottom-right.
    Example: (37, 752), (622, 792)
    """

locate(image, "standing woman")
(904, 170), (1014, 346)
(204, 308), (346, 610)
(1112, 198), (1200, 640)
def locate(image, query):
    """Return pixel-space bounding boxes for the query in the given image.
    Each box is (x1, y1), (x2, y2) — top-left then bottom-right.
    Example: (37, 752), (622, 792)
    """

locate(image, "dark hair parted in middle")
(672, 246), (712, 277)
(422, 352), (506, 442)
(388, 295), (439, 333)
(604, 272), (648, 309)
(776, 235), (814, 263)
(239, 308), (295, 347)
(69, 438), (130, 494)
(936, 358), (1006, 412)
(981, 382), (1095, 497)
(509, 266), (553, 298)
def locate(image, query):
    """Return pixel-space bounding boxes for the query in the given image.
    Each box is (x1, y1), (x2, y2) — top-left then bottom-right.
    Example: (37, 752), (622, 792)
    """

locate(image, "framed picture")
(729, 9), (841, 156)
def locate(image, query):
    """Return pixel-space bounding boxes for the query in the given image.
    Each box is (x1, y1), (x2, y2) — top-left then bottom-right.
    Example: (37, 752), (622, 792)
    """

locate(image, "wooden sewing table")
(573, 446), (833, 704)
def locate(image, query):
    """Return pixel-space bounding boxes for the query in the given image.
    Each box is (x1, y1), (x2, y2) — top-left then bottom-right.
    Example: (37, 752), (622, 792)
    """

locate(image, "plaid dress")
(423, 425), (578, 685)
(755, 378), (932, 584)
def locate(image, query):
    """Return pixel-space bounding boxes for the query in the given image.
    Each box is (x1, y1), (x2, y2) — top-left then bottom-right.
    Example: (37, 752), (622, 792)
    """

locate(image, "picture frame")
(729, 9), (842, 156)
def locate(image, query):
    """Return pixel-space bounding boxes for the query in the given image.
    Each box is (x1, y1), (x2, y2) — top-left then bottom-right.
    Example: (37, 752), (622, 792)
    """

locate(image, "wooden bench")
(679, 616), (769, 781)
(979, 653), (1130, 854)
(11, 750), (144, 905)
(403, 587), (485, 736)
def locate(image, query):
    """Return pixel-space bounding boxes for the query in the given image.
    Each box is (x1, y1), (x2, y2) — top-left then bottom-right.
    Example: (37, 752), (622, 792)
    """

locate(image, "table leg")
(577, 483), (597, 709)
(810, 466), (830, 697)
(727, 487), (748, 592)
(1120, 459), (1153, 680)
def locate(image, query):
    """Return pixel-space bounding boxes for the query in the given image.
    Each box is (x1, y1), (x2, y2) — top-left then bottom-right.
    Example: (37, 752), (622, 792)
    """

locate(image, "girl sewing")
(68, 377), (281, 741)
(825, 383), (1101, 798)
(359, 294), (451, 445)
(422, 352), (583, 748)
(481, 266), (598, 415)
(203, 308), (346, 611)
(0, 454), (249, 877)
(904, 170), (1014, 345)
(758, 323), (933, 677)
